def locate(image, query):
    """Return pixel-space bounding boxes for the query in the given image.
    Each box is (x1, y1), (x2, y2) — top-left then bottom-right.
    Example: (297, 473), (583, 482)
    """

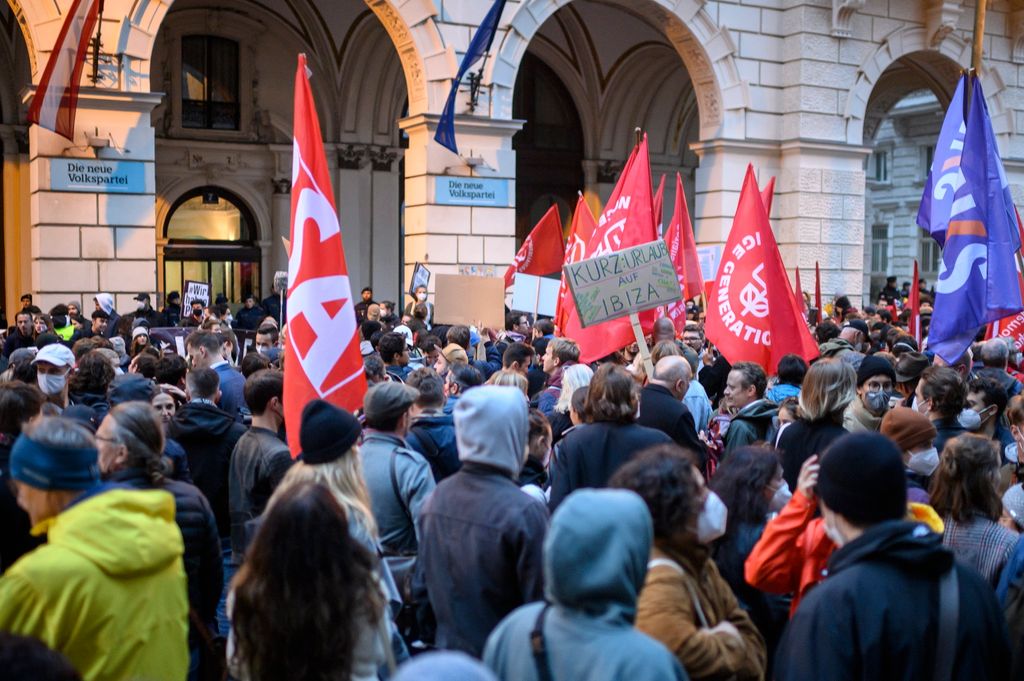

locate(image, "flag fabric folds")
(705, 165), (818, 370)
(760, 176), (776, 218)
(659, 173), (697, 333)
(555, 195), (597, 334)
(908, 259), (921, 346)
(434, 0), (508, 154)
(793, 267), (808, 316)
(27, 0), (100, 140)
(917, 76), (967, 248)
(284, 54), (367, 456)
(925, 77), (1023, 363)
(561, 135), (658, 363)
(504, 204), (565, 289)
(814, 261), (823, 324)
(653, 174), (666, 235)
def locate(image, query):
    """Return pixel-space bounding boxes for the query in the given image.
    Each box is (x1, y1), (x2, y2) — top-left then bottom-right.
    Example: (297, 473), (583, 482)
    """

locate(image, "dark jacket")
(933, 416), (967, 455)
(130, 306), (162, 330)
(776, 418), (849, 490)
(228, 427), (293, 561)
(405, 412), (461, 482)
(549, 421), (672, 511)
(160, 303), (181, 328)
(212, 363), (248, 422)
(724, 399), (778, 456)
(168, 401), (247, 537)
(68, 391), (110, 422)
(0, 435), (44, 571)
(548, 409), (573, 446)
(111, 467), (222, 626)
(976, 366), (1023, 398)
(2, 332), (35, 359)
(261, 295), (285, 325)
(774, 520), (1010, 681)
(637, 384), (707, 468)
(233, 305), (266, 331)
(698, 355), (731, 408)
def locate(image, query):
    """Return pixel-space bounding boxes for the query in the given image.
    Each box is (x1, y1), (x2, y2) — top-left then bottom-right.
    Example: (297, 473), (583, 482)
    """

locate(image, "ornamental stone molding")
(832, 0), (865, 39)
(923, 0), (963, 48)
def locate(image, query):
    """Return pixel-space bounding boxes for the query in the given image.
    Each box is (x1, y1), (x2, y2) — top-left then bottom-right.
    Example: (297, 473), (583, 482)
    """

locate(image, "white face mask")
(417, 292), (427, 302)
(769, 481), (792, 513)
(908, 447), (940, 476)
(958, 408), (982, 431)
(697, 491), (728, 544)
(136, 302), (146, 311)
(37, 372), (67, 396)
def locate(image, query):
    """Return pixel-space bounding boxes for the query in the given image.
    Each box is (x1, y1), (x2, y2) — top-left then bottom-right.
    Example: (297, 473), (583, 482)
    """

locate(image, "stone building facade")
(1, 0), (1023, 316)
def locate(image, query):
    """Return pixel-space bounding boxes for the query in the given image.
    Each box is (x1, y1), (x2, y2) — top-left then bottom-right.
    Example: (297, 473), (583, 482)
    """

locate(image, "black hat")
(856, 355), (897, 387)
(108, 374), (157, 406)
(844, 319), (870, 338)
(299, 400), (362, 464)
(167, 291), (181, 303)
(886, 276), (897, 283)
(817, 432), (906, 525)
(215, 294), (228, 305)
(134, 292), (150, 302)
(894, 352), (929, 383)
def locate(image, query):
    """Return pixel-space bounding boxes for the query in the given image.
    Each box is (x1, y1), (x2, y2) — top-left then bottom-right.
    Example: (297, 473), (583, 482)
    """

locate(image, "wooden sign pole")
(630, 312), (655, 377)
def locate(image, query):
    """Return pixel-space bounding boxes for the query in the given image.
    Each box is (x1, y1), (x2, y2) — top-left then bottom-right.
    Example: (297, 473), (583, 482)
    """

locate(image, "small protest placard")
(512, 273), (560, 318)
(182, 280), (211, 312)
(563, 239), (681, 328)
(409, 263), (431, 296)
(434, 274), (506, 330)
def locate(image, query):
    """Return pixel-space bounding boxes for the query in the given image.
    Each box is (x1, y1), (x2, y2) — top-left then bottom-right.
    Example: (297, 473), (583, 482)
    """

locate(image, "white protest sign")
(512, 273), (560, 318)
(563, 239), (682, 328)
(697, 245), (722, 284)
(182, 280), (211, 312)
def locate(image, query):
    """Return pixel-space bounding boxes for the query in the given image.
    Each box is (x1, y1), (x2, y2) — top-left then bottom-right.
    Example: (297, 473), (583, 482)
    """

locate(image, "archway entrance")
(163, 187), (261, 303)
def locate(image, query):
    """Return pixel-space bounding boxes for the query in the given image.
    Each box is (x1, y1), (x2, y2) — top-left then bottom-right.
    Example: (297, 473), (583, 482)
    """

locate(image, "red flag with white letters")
(283, 54), (367, 456)
(705, 165), (818, 370)
(555, 195), (597, 334)
(504, 205), (565, 289)
(562, 135), (658, 362)
(659, 173), (694, 333)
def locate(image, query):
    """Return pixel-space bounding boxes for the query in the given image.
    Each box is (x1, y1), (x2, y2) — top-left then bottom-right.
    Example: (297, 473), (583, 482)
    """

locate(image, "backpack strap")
(530, 604), (554, 681)
(932, 565), (959, 681)
(648, 558), (710, 629)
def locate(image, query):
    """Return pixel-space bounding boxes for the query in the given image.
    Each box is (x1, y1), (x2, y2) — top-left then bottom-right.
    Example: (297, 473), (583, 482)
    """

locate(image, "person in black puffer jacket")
(405, 369), (460, 482)
(97, 402), (222, 654)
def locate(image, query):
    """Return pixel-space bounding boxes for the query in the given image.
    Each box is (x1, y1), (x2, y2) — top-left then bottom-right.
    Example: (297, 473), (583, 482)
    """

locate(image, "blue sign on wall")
(434, 176), (510, 207)
(50, 158), (146, 194)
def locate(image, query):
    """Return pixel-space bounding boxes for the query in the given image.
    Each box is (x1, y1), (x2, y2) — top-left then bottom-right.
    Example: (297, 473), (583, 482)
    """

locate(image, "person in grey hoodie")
(93, 293), (122, 340)
(483, 489), (688, 680)
(416, 385), (548, 657)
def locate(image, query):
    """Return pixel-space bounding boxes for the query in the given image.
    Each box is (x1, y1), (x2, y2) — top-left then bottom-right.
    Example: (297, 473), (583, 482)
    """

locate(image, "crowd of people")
(0, 277), (1023, 681)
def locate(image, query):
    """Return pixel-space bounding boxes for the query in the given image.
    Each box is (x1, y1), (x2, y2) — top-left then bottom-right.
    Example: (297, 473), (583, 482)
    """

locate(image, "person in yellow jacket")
(0, 416), (188, 681)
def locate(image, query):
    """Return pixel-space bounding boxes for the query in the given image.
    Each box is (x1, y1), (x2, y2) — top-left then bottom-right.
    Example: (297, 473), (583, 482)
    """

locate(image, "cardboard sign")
(409, 262), (431, 296)
(563, 239), (682, 328)
(182, 280), (211, 312)
(433, 274), (506, 330)
(512, 273), (560, 317)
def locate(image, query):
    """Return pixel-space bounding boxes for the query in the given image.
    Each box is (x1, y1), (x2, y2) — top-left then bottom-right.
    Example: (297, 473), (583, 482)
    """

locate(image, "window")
(921, 145), (935, 179)
(870, 224), (889, 273)
(920, 237), (942, 275)
(181, 36), (240, 130)
(869, 150), (889, 182)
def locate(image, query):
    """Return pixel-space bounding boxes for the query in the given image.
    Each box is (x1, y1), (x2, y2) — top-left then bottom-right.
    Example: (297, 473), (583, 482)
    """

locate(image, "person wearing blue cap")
(0, 416), (188, 680)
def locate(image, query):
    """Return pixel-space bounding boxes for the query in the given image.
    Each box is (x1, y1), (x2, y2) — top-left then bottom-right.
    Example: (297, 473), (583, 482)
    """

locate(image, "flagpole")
(971, 0), (987, 74)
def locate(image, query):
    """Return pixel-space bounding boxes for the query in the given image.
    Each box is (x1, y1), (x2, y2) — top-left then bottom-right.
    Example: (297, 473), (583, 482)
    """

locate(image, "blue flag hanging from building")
(434, 0), (507, 155)
(924, 76), (1023, 363)
(917, 76), (966, 248)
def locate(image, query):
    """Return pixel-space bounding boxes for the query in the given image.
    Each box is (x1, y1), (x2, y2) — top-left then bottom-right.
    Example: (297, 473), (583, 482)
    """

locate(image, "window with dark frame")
(181, 36), (240, 130)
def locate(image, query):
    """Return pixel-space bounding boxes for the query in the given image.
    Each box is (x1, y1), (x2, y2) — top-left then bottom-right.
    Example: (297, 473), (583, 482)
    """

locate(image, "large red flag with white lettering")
(283, 54), (367, 456)
(705, 165), (818, 371)
(562, 135), (658, 362)
(555, 195), (597, 333)
(504, 205), (565, 289)
(27, 0), (100, 140)
(659, 173), (695, 333)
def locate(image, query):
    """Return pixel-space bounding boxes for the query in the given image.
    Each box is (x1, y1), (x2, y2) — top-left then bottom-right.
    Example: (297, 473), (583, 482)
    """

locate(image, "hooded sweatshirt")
(417, 386), (548, 656)
(94, 293), (121, 339)
(483, 489), (687, 681)
(0, 488), (189, 680)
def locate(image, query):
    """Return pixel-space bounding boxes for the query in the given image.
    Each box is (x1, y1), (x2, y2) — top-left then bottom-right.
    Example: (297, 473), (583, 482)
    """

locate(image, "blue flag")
(917, 76), (966, 248)
(434, 0), (507, 154)
(927, 77), (1023, 363)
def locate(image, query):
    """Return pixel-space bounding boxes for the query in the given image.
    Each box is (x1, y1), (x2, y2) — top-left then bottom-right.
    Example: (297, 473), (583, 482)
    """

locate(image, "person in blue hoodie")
(483, 488), (688, 680)
(765, 354), (806, 404)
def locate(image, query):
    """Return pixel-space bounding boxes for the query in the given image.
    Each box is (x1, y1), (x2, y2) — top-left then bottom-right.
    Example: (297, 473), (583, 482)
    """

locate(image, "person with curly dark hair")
(229, 480), (388, 681)
(916, 365), (967, 454)
(68, 350), (115, 419)
(611, 444), (766, 681)
(709, 445), (790, 668)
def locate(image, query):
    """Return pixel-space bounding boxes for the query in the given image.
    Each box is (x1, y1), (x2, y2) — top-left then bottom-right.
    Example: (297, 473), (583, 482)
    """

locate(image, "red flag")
(562, 135), (658, 362)
(991, 271), (1024, 350)
(908, 259), (921, 346)
(814, 261), (823, 324)
(659, 174), (696, 333)
(794, 267), (808, 315)
(283, 54), (367, 457)
(27, 0), (100, 140)
(705, 165), (818, 370)
(504, 205), (565, 289)
(760, 176), (776, 217)
(653, 174), (666, 234)
(554, 195), (597, 334)
(675, 180), (704, 301)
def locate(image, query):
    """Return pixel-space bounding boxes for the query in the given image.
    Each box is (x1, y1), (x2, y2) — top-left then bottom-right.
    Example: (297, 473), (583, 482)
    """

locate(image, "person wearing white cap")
(32, 343), (75, 411)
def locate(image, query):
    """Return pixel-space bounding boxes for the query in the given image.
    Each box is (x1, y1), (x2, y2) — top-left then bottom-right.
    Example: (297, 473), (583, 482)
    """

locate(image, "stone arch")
(844, 26), (1012, 145)
(490, 0), (746, 141)
(156, 175), (272, 246)
(337, 11), (408, 147)
(363, 0), (446, 115)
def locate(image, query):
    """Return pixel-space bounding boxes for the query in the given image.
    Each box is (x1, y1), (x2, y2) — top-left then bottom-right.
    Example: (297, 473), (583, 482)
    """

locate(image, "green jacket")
(724, 399), (779, 455)
(0, 487), (189, 681)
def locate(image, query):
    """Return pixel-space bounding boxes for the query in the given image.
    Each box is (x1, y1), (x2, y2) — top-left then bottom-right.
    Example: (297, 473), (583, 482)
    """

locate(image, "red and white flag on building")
(705, 165), (818, 370)
(659, 173), (697, 334)
(504, 204), (565, 289)
(27, 0), (101, 140)
(283, 54), (367, 456)
(561, 135), (658, 363)
(555, 194), (597, 334)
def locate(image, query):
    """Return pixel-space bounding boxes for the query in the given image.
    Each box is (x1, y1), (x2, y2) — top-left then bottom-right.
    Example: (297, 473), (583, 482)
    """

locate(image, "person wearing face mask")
(31, 343), (75, 411)
(709, 446), (792, 668)
(404, 286), (432, 326)
(966, 376), (1015, 461)
(130, 293), (162, 329)
(612, 445), (767, 681)
(843, 355), (896, 433)
(880, 406), (940, 504)
(916, 366), (968, 454)
(773, 432), (1010, 681)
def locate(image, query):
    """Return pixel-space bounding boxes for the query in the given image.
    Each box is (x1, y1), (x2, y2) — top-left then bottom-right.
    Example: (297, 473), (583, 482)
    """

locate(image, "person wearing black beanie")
(775, 431), (1011, 681)
(843, 355), (897, 433)
(299, 399), (362, 464)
